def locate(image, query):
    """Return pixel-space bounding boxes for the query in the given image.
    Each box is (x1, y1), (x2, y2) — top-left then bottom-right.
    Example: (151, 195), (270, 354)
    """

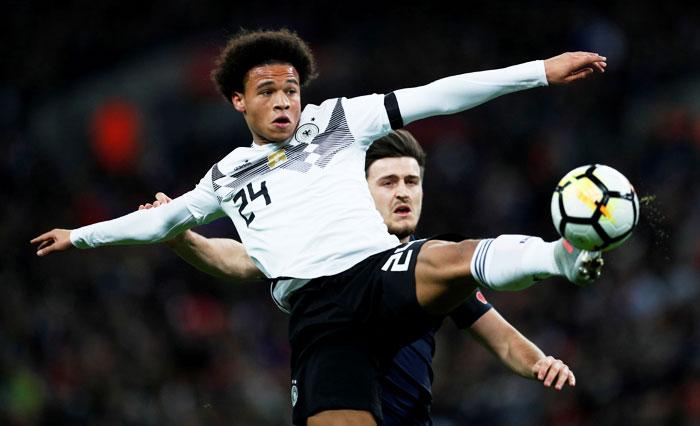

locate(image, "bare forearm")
(168, 231), (263, 282)
(499, 331), (546, 379)
(469, 310), (545, 378)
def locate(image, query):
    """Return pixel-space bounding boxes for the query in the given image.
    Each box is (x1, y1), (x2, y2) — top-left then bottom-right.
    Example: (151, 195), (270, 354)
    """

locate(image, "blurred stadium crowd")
(2, 2), (699, 425)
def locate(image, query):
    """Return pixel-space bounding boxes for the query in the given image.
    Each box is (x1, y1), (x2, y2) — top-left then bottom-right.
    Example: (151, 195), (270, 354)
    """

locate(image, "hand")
(31, 228), (73, 256)
(138, 192), (187, 247)
(544, 52), (606, 85)
(532, 356), (575, 390)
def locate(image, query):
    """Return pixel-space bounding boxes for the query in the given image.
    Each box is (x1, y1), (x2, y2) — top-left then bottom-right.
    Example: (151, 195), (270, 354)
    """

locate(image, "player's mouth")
(393, 205), (412, 217)
(272, 116), (292, 129)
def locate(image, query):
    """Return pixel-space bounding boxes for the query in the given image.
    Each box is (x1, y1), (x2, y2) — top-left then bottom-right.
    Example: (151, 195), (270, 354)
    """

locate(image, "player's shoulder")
(302, 98), (339, 113)
(299, 98), (339, 123)
(302, 94), (384, 119)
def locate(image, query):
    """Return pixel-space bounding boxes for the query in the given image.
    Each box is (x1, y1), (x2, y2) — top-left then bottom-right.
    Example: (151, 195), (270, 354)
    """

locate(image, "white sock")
(470, 235), (559, 291)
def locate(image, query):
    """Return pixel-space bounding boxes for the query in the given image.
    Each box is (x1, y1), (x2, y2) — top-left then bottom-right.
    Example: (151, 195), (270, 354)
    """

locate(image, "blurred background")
(3, 1), (699, 425)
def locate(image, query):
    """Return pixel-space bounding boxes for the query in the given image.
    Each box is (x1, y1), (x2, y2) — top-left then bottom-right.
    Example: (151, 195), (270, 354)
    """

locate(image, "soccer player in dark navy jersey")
(136, 130), (576, 425)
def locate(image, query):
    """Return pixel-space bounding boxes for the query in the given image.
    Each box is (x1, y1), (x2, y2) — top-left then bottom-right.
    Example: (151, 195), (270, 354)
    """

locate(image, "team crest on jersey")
(295, 123), (319, 143)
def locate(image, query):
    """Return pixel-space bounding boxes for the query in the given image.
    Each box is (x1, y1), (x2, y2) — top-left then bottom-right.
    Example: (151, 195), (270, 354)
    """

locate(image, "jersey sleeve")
(70, 169), (225, 249)
(449, 290), (493, 330)
(185, 167), (226, 224)
(394, 60), (547, 125)
(341, 94), (395, 150)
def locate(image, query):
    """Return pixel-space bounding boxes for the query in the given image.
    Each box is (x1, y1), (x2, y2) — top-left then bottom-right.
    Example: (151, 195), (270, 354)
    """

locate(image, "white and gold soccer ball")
(551, 164), (639, 251)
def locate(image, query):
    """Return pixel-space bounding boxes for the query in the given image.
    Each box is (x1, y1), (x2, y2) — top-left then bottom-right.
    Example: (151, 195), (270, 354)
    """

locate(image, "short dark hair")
(211, 28), (318, 103)
(365, 129), (426, 177)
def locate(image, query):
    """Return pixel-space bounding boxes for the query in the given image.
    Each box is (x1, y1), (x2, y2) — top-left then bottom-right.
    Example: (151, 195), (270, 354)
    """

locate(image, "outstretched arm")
(32, 169), (224, 256)
(395, 52), (606, 125)
(140, 193), (263, 282)
(32, 195), (204, 256)
(469, 309), (575, 390)
(32, 181), (223, 256)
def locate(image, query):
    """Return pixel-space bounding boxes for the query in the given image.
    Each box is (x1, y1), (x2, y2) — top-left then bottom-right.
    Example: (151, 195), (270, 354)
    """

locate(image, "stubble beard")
(388, 223), (416, 241)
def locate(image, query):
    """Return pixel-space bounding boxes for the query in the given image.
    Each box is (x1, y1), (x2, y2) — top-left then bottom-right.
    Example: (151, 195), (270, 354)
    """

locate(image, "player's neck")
(251, 135), (291, 147)
(399, 236), (411, 244)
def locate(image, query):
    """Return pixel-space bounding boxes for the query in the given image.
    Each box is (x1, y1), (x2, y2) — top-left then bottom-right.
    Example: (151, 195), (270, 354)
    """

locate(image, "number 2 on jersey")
(233, 181), (271, 226)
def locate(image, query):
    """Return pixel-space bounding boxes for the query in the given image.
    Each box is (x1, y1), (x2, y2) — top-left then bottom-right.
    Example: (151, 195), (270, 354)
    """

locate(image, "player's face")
(367, 157), (423, 242)
(232, 63), (301, 145)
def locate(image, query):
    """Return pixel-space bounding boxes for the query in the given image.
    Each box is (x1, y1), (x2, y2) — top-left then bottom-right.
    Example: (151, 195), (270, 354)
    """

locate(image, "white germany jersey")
(185, 94), (400, 283)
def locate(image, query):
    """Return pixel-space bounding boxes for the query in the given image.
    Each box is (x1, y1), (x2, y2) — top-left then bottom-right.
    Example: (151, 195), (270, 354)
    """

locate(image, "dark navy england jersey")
(380, 290), (492, 425)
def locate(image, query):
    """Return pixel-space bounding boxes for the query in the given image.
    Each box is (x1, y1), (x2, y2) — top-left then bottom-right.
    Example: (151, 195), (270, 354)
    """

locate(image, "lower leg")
(415, 235), (600, 314)
(470, 235), (559, 291)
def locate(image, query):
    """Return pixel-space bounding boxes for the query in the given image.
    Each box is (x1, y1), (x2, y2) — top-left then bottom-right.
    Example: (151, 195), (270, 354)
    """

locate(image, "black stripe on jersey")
(211, 163), (224, 194)
(212, 155), (270, 201)
(384, 92), (404, 130)
(312, 98), (354, 168)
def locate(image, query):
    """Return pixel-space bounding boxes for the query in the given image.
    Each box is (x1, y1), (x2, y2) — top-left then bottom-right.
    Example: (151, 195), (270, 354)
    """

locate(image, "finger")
(568, 370), (576, 387)
(593, 61), (607, 73)
(37, 244), (55, 256)
(153, 201), (161, 207)
(144, 203), (153, 209)
(555, 365), (570, 390)
(566, 68), (594, 82)
(30, 232), (52, 244)
(537, 357), (554, 380)
(138, 204), (145, 210)
(576, 52), (606, 63)
(155, 192), (172, 203)
(544, 360), (563, 387)
(37, 240), (53, 251)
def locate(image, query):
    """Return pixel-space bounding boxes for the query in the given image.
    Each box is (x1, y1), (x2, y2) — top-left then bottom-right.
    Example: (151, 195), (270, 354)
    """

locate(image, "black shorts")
(288, 239), (444, 425)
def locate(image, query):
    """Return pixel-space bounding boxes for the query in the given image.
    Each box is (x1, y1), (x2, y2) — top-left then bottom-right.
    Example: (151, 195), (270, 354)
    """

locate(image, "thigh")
(414, 239), (480, 315)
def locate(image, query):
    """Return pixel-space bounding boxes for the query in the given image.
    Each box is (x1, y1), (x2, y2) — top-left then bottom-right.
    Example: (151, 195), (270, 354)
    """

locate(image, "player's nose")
(273, 92), (291, 110)
(395, 184), (410, 199)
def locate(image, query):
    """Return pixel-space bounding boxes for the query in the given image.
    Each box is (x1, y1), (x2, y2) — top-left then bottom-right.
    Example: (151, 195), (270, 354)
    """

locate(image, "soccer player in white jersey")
(33, 29), (606, 425)
(139, 129), (578, 425)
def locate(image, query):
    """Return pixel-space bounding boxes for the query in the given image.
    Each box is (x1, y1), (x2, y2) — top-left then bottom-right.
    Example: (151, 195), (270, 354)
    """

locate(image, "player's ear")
(232, 92), (246, 113)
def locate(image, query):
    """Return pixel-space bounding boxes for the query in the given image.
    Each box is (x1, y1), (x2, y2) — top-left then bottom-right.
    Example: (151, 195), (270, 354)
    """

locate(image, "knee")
(419, 239), (479, 279)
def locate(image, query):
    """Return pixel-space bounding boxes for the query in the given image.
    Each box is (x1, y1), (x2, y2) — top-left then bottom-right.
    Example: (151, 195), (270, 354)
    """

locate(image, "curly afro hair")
(211, 28), (318, 103)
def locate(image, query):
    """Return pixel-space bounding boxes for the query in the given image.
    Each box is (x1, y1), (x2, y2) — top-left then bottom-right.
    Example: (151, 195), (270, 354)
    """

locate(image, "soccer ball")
(551, 164), (639, 251)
